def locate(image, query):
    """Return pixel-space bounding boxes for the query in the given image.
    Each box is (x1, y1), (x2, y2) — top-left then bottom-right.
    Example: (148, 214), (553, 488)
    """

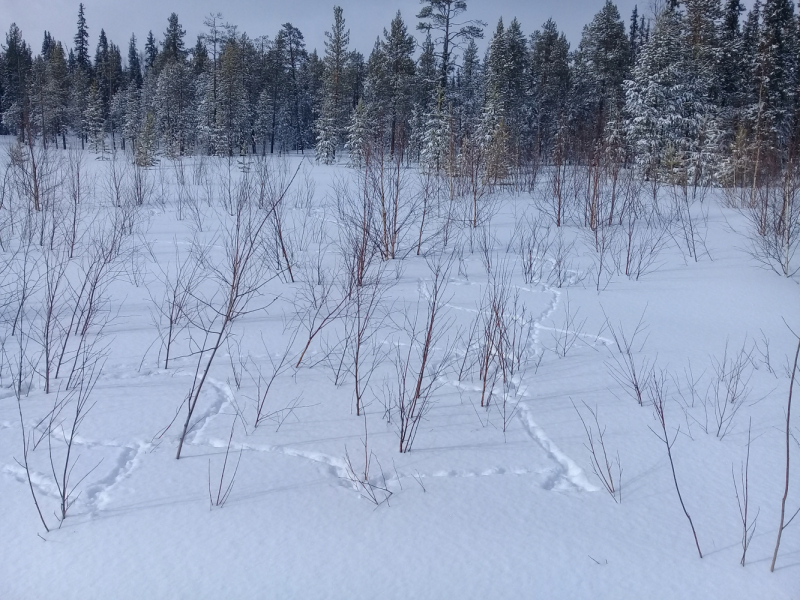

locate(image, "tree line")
(1, 0), (799, 185)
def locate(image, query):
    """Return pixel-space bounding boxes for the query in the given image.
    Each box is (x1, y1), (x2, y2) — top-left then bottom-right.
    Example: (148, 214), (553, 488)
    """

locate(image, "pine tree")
(278, 23), (308, 152)
(161, 13), (187, 67)
(416, 0), (486, 89)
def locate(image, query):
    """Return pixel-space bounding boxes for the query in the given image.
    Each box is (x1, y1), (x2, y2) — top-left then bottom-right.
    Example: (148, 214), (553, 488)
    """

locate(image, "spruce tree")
(191, 37), (208, 76)
(528, 19), (571, 158)
(316, 6), (351, 162)
(45, 41), (70, 148)
(346, 97), (372, 166)
(381, 12), (416, 156)
(452, 38), (482, 137)
(144, 31), (158, 73)
(624, 7), (691, 181)
(572, 1), (630, 150)
(757, 0), (797, 158)
(85, 82), (106, 155)
(1, 24), (32, 137)
(629, 5), (640, 62)
(74, 3), (90, 73)
(411, 33), (437, 158)
(128, 34), (142, 88)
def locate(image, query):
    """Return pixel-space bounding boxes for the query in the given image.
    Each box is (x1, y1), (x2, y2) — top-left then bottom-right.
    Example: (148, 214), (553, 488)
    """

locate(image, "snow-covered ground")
(1, 145), (798, 599)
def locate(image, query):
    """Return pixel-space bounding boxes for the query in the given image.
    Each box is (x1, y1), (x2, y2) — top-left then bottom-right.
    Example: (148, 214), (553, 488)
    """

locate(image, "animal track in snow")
(518, 403), (597, 493)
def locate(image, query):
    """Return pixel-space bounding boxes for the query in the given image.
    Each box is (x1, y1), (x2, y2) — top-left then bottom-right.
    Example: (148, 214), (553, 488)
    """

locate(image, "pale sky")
(3, 0), (664, 61)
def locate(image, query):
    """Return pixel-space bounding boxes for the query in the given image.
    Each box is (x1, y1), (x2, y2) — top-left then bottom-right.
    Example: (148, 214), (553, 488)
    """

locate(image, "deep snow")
(1, 147), (798, 599)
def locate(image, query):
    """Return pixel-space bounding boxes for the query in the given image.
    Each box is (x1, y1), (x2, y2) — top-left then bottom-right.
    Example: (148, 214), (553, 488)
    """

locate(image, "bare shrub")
(547, 232), (583, 288)
(669, 182), (710, 263)
(252, 333), (295, 430)
(615, 205), (671, 280)
(573, 400), (622, 503)
(344, 413), (392, 506)
(676, 340), (754, 439)
(147, 240), (205, 369)
(172, 162), (301, 459)
(390, 257), (453, 453)
(208, 417), (243, 509)
(551, 293), (587, 358)
(604, 308), (652, 406)
(648, 370), (703, 559)
(517, 213), (554, 285)
(745, 166), (800, 277)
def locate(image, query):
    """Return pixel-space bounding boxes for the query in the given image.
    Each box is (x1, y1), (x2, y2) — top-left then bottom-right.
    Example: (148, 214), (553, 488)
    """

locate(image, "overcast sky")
(3, 0), (672, 61)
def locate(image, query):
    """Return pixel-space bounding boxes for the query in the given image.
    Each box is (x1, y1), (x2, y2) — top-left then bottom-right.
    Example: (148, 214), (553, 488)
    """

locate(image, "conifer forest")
(1, 1), (799, 598)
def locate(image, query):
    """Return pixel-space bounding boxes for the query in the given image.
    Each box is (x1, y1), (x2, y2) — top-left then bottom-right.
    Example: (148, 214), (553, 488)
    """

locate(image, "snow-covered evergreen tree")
(624, 7), (691, 181)
(85, 82), (107, 156)
(528, 19), (571, 158)
(572, 1), (631, 150)
(420, 88), (451, 172)
(315, 6), (351, 162)
(346, 97), (372, 167)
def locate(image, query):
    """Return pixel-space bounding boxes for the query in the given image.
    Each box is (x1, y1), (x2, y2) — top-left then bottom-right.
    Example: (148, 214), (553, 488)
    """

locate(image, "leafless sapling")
(648, 370), (703, 559)
(294, 261), (351, 369)
(344, 411), (393, 506)
(252, 332), (295, 430)
(573, 400), (622, 503)
(603, 308), (652, 406)
(551, 293), (588, 359)
(392, 257), (454, 453)
(47, 343), (105, 526)
(346, 261), (390, 416)
(174, 161), (302, 459)
(208, 416), (243, 509)
(733, 418), (759, 566)
(146, 239), (205, 369)
(770, 333), (800, 572)
(517, 213), (553, 285)
(6, 314), (50, 532)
